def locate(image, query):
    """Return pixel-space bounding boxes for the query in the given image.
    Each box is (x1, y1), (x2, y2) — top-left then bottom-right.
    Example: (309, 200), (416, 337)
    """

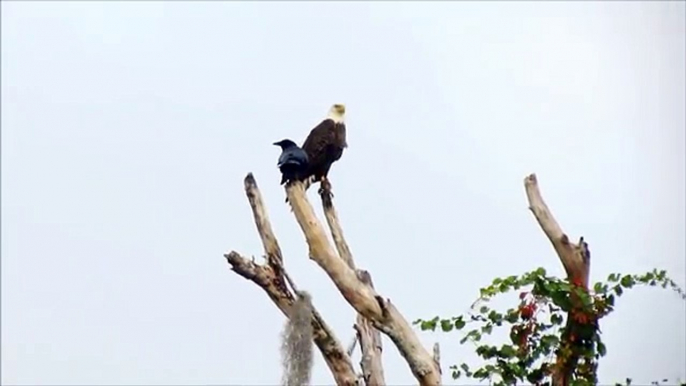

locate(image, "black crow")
(273, 139), (309, 185)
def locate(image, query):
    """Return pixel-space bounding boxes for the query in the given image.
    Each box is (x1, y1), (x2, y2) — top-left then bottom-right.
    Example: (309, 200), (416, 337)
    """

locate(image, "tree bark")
(320, 191), (385, 386)
(354, 270), (385, 386)
(432, 343), (442, 383)
(225, 174), (357, 385)
(524, 173), (591, 386)
(286, 182), (441, 386)
(225, 252), (357, 385)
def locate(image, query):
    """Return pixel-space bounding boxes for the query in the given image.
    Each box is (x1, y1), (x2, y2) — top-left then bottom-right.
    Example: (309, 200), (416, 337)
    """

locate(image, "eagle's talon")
(318, 178), (334, 198)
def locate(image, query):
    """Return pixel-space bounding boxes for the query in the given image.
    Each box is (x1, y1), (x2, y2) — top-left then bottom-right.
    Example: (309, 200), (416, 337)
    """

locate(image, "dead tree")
(225, 172), (580, 385)
(524, 173), (592, 386)
(225, 173), (442, 386)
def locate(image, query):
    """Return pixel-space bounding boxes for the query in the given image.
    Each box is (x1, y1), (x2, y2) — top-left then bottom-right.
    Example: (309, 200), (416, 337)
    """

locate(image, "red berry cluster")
(514, 291), (539, 352)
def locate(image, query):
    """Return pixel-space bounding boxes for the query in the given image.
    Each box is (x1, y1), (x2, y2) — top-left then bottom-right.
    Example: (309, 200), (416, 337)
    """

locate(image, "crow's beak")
(272, 142), (280, 146)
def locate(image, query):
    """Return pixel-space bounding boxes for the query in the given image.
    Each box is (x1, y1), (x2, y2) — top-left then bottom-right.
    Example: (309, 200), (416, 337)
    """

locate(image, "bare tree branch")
(347, 335), (358, 357)
(225, 174), (358, 385)
(320, 189), (385, 386)
(524, 173), (590, 285)
(523, 173), (592, 386)
(286, 182), (441, 386)
(354, 270), (385, 386)
(244, 173), (288, 274)
(225, 252), (357, 385)
(320, 191), (356, 270)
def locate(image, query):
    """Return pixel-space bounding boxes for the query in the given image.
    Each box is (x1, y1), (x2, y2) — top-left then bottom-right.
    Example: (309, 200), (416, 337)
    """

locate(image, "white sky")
(1, 1), (684, 385)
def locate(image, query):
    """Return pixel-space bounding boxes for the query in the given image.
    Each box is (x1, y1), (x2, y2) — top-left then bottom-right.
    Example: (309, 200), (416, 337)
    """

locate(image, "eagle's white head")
(326, 103), (346, 124)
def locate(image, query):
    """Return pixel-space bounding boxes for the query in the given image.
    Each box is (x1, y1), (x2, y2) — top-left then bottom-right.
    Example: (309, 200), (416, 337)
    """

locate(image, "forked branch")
(319, 190), (384, 385)
(354, 270), (385, 386)
(225, 174), (357, 385)
(287, 182), (441, 386)
(225, 252), (357, 385)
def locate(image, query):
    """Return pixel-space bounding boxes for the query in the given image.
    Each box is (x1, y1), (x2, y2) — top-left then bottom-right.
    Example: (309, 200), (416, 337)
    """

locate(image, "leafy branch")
(414, 268), (685, 386)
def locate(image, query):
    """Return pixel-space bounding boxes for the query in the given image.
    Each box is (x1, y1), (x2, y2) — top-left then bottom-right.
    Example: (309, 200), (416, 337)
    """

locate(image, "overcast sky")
(2, 1), (685, 385)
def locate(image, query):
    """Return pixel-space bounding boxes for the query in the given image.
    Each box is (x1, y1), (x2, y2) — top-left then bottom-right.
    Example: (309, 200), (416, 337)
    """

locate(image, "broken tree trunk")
(524, 173), (591, 386)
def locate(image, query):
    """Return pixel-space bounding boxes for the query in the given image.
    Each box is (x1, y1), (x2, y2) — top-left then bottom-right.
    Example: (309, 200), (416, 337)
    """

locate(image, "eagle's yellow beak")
(334, 104), (346, 114)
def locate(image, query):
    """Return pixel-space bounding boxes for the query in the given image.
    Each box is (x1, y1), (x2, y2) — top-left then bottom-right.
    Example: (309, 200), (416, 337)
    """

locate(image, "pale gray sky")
(1, 1), (684, 385)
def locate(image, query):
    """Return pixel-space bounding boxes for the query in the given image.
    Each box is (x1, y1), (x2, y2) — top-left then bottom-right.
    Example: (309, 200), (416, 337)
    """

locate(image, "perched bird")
(301, 104), (347, 194)
(274, 139), (309, 185)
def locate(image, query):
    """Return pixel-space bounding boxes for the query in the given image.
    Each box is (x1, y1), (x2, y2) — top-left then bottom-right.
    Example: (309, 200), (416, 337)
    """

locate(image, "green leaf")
(480, 305), (490, 314)
(575, 287), (593, 308)
(440, 319), (454, 332)
(551, 313), (564, 325)
(505, 309), (520, 323)
(499, 344), (517, 358)
(620, 275), (635, 288)
(419, 316), (439, 331)
(488, 310), (503, 323)
(593, 282), (607, 294)
(454, 317), (466, 330)
(551, 289), (572, 311)
(534, 267), (547, 276)
(614, 285), (624, 296)
(473, 368), (489, 379)
(540, 334), (560, 347)
(597, 341), (607, 357)
(504, 275), (518, 285)
(607, 294), (615, 306)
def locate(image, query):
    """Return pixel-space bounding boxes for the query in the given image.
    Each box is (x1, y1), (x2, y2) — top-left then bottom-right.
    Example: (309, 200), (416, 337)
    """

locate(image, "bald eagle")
(273, 139), (309, 185)
(301, 104), (347, 193)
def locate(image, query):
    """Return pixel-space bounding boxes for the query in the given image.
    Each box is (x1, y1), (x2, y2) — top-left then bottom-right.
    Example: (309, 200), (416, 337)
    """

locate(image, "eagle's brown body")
(301, 105), (347, 184)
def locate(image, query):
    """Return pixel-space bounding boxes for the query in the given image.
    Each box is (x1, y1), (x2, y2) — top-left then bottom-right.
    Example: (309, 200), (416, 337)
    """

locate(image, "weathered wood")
(286, 181), (441, 386)
(523, 173), (591, 386)
(225, 252), (357, 385)
(319, 187), (385, 385)
(320, 190), (356, 270)
(355, 270), (385, 386)
(432, 343), (441, 382)
(524, 174), (590, 286)
(244, 173), (284, 270)
(347, 335), (358, 357)
(226, 174), (358, 385)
